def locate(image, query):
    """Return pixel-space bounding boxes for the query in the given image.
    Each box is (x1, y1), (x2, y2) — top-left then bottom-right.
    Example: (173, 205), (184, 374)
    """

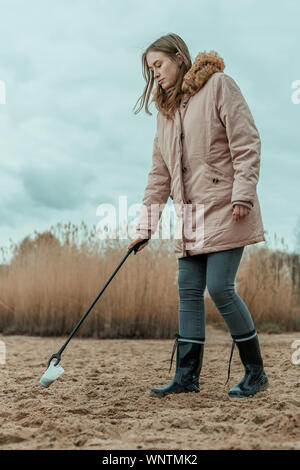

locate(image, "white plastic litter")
(40, 362), (64, 387)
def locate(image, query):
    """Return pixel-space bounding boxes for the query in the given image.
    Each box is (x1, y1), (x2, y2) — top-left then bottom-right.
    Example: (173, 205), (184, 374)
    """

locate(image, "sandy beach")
(0, 325), (299, 450)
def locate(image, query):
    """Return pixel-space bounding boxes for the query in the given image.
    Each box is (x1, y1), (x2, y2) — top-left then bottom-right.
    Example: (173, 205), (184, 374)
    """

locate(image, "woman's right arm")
(128, 128), (171, 252)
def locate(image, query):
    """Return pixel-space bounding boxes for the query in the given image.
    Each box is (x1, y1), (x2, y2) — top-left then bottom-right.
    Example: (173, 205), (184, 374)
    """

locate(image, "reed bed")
(0, 222), (299, 337)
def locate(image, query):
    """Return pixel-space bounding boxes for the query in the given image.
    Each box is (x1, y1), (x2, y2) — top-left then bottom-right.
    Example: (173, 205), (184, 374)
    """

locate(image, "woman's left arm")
(214, 73), (261, 210)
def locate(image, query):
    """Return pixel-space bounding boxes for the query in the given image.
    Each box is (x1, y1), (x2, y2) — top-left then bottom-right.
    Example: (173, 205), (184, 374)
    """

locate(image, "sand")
(0, 325), (299, 450)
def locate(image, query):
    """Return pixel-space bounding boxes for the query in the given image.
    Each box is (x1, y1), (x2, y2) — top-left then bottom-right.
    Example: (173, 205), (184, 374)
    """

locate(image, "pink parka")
(134, 51), (266, 259)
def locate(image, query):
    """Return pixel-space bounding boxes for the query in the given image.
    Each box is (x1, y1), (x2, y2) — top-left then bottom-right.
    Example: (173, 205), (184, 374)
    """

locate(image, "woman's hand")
(127, 238), (149, 252)
(233, 204), (251, 221)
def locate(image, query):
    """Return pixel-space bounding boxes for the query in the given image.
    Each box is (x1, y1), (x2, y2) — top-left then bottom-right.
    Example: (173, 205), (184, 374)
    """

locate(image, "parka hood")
(151, 51), (225, 116)
(181, 50), (225, 96)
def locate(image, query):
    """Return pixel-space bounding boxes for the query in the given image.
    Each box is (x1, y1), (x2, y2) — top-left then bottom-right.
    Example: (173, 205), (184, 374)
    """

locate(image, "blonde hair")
(133, 33), (192, 120)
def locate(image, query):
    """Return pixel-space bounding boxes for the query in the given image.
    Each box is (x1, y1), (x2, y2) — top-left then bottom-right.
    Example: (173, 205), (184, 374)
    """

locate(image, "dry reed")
(0, 222), (299, 338)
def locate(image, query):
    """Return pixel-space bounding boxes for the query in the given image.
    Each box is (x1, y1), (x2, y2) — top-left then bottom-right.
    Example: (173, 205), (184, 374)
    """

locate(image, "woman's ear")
(176, 52), (183, 66)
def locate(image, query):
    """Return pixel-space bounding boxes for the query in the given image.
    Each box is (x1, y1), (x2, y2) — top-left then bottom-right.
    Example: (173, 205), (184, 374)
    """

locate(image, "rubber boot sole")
(151, 388), (200, 399)
(228, 380), (269, 399)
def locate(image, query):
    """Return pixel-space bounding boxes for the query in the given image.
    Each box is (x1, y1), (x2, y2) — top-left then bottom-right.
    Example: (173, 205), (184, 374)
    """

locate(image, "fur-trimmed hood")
(181, 50), (225, 96)
(151, 51), (225, 117)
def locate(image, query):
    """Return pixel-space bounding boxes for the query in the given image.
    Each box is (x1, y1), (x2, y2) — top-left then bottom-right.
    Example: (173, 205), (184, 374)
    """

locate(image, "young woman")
(127, 33), (268, 399)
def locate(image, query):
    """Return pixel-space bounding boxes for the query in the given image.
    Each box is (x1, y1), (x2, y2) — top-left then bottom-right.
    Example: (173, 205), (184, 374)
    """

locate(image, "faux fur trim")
(181, 50), (225, 96)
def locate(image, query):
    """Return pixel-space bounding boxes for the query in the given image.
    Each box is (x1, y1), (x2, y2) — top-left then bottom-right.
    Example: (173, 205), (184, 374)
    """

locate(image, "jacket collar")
(152, 51), (225, 117)
(181, 50), (225, 103)
(174, 51), (225, 133)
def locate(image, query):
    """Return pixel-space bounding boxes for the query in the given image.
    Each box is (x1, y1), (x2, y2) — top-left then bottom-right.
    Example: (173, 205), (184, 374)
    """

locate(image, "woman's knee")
(178, 273), (205, 299)
(178, 258), (206, 298)
(206, 280), (234, 303)
(178, 286), (205, 302)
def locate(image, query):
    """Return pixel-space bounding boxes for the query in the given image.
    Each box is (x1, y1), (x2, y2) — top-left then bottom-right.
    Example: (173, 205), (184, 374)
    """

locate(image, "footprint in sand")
(66, 408), (89, 415)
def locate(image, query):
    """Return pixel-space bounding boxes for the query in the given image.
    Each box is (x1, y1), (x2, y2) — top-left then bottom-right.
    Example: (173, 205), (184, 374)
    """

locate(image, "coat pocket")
(204, 164), (233, 203)
(205, 164), (234, 182)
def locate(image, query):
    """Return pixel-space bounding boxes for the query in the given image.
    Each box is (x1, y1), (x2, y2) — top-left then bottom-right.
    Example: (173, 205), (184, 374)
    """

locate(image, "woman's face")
(146, 51), (182, 90)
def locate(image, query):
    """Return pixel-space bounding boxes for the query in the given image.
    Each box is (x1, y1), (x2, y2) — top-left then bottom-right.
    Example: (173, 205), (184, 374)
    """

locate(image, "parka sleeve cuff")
(232, 200), (253, 210)
(133, 229), (152, 240)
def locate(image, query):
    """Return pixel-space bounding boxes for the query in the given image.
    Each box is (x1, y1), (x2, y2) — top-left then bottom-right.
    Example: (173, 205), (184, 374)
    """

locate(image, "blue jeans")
(177, 247), (256, 343)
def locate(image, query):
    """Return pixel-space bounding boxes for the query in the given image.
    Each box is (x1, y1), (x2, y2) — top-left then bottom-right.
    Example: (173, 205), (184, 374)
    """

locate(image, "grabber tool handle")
(128, 238), (150, 255)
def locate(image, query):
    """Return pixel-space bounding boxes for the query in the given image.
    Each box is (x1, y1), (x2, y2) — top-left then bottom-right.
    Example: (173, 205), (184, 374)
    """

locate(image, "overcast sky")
(0, 0), (299, 262)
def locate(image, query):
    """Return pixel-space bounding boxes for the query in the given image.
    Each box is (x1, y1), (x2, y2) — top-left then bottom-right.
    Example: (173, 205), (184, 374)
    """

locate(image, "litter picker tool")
(40, 238), (149, 387)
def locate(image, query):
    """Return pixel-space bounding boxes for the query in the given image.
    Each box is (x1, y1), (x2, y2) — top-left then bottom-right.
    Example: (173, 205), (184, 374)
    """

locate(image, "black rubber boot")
(151, 334), (204, 398)
(228, 335), (268, 398)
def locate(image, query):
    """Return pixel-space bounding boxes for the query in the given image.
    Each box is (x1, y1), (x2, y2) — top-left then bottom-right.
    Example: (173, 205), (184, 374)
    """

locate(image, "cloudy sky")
(0, 0), (299, 261)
